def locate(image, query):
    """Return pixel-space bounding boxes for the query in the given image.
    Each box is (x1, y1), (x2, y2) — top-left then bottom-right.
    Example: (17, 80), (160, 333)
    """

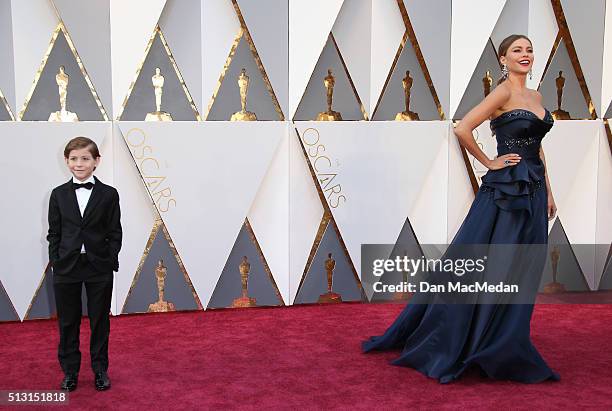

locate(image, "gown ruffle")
(362, 108), (560, 384)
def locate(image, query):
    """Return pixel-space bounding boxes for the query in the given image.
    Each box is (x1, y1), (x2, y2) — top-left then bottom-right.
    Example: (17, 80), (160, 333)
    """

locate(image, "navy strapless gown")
(362, 108), (561, 384)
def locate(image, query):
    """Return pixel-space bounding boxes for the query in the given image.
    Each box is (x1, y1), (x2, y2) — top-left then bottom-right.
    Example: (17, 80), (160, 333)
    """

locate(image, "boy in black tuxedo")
(47, 137), (121, 391)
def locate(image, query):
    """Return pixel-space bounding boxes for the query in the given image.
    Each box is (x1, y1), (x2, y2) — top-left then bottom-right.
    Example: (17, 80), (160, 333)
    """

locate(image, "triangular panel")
(370, 218), (422, 302)
(0, 280), (19, 322)
(294, 217), (364, 304)
(207, 220), (284, 309)
(372, 32), (440, 121)
(539, 39), (591, 119)
(559, 0), (605, 115)
(235, 0), (288, 116)
(449, 0), (507, 118)
(454, 40), (502, 120)
(206, 30), (282, 121)
(539, 218), (590, 293)
(294, 34), (366, 121)
(403, 0), (451, 117)
(24, 266), (88, 320)
(19, 24), (107, 121)
(122, 221), (201, 314)
(598, 247), (612, 290)
(53, 0), (113, 114)
(289, 0), (345, 118)
(118, 27), (200, 121)
(0, 89), (13, 121)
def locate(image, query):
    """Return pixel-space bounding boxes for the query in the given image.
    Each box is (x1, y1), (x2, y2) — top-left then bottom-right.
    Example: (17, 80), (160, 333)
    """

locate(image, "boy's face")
(65, 148), (100, 181)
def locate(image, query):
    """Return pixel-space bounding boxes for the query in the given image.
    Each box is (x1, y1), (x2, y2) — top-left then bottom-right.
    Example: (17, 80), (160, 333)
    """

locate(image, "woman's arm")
(453, 84), (521, 170)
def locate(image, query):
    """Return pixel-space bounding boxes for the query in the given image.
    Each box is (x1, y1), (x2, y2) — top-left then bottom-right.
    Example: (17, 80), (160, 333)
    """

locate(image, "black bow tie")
(73, 182), (94, 190)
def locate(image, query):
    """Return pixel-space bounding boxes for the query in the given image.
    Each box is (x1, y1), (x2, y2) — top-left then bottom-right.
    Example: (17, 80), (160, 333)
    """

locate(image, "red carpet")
(1, 302), (611, 410)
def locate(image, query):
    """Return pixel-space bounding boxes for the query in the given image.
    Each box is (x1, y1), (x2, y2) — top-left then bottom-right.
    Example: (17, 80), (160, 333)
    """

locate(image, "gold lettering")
(313, 156), (332, 173)
(158, 198), (177, 213)
(301, 128), (320, 146)
(126, 128), (146, 147)
(329, 194), (347, 208)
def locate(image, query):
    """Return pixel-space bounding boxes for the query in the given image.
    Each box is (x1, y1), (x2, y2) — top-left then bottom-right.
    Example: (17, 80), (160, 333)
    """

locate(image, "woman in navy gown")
(362, 34), (560, 383)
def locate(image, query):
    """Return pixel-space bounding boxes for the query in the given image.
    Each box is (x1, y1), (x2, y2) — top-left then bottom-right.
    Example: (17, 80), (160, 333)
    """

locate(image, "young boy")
(47, 136), (122, 391)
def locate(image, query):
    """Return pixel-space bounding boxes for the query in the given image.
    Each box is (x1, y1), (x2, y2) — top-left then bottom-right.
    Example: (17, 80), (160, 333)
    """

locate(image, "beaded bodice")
(490, 108), (554, 159)
(480, 108), (554, 215)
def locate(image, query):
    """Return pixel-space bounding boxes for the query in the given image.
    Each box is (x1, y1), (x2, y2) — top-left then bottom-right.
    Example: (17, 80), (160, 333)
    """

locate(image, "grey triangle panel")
(120, 32), (198, 121)
(0, 99), (11, 121)
(21, 30), (105, 121)
(25, 267), (88, 320)
(207, 222), (282, 308)
(598, 247), (612, 290)
(539, 40), (591, 119)
(122, 226), (199, 314)
(207, 35), (281, 120)
(372, 37), (439, 120)
(294, 220), (362, 304)
(294, 35), (364, 121)
(538, 219), (590, 292)
(454, 40), (502, 120)
(371, 218), (423, 302)
(0, 281), (18, 322)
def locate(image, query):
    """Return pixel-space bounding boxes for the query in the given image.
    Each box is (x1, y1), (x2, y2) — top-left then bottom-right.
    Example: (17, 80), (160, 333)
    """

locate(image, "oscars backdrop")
(0, 0), (611, 321)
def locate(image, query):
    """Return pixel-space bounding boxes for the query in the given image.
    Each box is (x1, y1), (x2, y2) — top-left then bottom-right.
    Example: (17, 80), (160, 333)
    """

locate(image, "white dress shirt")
(73, 175), (95, 253)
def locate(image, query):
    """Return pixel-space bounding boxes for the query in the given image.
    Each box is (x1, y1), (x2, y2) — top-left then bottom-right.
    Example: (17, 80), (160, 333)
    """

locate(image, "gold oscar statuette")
(145, 67), (173, 121)
(551, 71), (571, 120)
(232, 256), (257, 308)
(316, 69), (343, 121)
(544, 246), (566, 293)
(48, 66), (79, 122)
(230, 68), (257, 121)
(482, 70), (493, 97)
(395, 70), (419, 121)
(318, 253), (342, 303)
(147, 259), (176, 312)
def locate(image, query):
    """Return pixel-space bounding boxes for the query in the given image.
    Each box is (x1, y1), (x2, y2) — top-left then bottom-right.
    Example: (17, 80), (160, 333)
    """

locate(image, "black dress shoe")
(94, 371), (111, 391)
(60, 373), (78, 391)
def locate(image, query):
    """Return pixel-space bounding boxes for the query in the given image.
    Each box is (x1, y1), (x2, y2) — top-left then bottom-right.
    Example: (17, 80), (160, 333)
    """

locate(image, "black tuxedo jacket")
(47, 176), (122, 276)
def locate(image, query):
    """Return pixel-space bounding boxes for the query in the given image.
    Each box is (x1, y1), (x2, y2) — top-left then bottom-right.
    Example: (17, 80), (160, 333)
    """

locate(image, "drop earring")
(529, 69), (533, 80)
(502, 64), (509, 79)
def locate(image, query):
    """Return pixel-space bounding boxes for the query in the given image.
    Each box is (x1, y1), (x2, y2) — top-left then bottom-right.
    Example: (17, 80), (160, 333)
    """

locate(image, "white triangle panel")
(117, 122), (284, 308)
(447, 123), (474, 242)
(332, 0), (372, 116)
(602, 1), (612, 116)
(403, 0), (451, 116)
(158, 0), (203, 116)
(289, 0), (344, 119)
(490, 0), (529, 52)
(112, 125), (158, 315)
(236, 0), (289, 117)
(561, 0), (605, 116)
(595, 123), (612, 286)
(542, 121), (600, 287)
(247, 128), (290, 304)
(294, 122), (449, 277)
(0, 122), (111, 319)
(0, 0), (15, 112)
(53, 0), (113, 116)
(370, 0), (406, 115)
(527, 0), (558, 89)
(289, 127), (325, 304)
(450, 0), (506, 118)
(110, 0), (166, 117)
(10, 0), (59, 115)
(201, 0), (241, 118)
